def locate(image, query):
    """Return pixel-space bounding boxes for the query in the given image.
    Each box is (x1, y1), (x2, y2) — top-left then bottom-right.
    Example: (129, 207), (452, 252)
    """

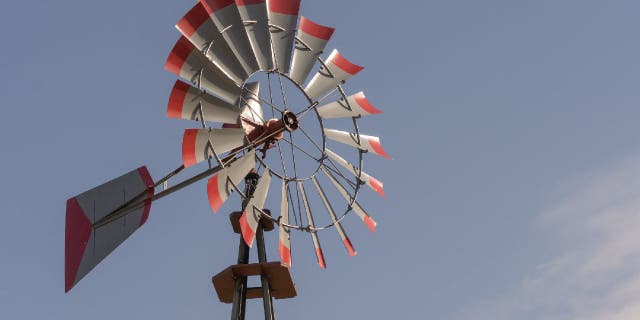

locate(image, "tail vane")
(65, 167), (154, 292)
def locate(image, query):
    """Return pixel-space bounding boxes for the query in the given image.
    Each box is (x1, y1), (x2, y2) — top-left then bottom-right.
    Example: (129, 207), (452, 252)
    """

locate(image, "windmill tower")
(65, 1), (388, 319)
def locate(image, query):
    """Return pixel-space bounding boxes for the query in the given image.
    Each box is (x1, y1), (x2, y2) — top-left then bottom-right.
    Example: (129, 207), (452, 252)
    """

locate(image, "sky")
(2, 0), (640, 319)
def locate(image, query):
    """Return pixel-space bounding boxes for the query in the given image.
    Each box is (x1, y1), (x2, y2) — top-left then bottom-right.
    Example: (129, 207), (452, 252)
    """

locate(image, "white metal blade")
(311, 177), (356, 257)
(325, 149), (385, 198)
(324, 128), (390, 159)
(321, 166), (377, 233)
(289, 16), (334, 85)
(268, 0), (300, 73)
(182, 128), (246, 167)
(316, 92), (382, 119)
(239, 169), (272, 247)
(167, 80), (240, 124)
(207, 150), (256, 212)
(304, 49), (363, 102)
(278, 180), (291, 267)
(176, 2), (248, 84)
(298, 181), (326, 268)
(200, 0), (259, 75)
(165, 36), (242, 104)
(236, 0), (273, 71)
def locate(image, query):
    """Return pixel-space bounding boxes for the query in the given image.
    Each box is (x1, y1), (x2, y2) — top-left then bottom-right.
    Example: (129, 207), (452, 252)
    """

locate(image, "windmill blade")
(289, 16), (335, 85)
(268, 0), (300, 73)
(240, 82), (264, 126)
(316, 92), (382, 119)
(325, 148), (385, 198)
(182, 128), (246, 167)
(176, 2), (248, 84)
(298, 181), (326, 268)
(165, 36), (242, 104)
(304, 49), (364, 102)
(167, 80), (240, 124)
(239, 169), (272, 247)
(321, 166), (377, 233)
(324, 128), (390, 159)
(236, 0), (273, 71)
(207, 150), (256, 212)
(65, 167), (154, 292)
(200, 0), (259, 75)
(312, 177), (356, 257)
(278, 180), (292, 267)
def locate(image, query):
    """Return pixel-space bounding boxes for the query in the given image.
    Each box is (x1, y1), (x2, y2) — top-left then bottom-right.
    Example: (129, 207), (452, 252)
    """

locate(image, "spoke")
(289, 131), (305, 224)
(297, 86), (340, 120)
(238, 95), (267, 124)
(241, 85), (286, 114)
(286, 181), (300, 226)
(280, 136), (322, 162)
(297, 126), (324, 154)
(322, 162), (358, 190)
(267, 73), (276, 119)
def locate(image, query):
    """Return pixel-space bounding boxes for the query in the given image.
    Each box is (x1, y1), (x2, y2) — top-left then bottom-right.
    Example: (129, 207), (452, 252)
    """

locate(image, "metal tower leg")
(257, 226), (275, 320)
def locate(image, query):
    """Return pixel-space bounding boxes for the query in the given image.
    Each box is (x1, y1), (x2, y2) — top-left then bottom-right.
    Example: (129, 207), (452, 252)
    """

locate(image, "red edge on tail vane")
(364, 216), (377, 233)
(182, 129), (199, 167)
(167, 81), (190, 119)
(299, 16), (335, 40)
(65, 198), (92, 293)
(279, 241), (291, 267)
(316, 248), (326, 269)
(368, 138), (391, 159)
(268, 0), (300, 15)
(176, 3), (210, 38)
(165, 36), (195, 75)
(200, 0), (235, 14)
(330, 51), (364, 76)
(354, 92), (382, 115)
(344, 238), (357, 257)
(236, 0), (266, 6)
(368, 176), (386, 199)
(137, 167), (155, 226)
(239, 212), (256, 247)
(207, 174), (223, 213)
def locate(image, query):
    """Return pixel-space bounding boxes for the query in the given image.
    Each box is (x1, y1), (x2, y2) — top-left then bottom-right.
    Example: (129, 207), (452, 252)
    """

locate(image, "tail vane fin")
(65, 167), (154, 292)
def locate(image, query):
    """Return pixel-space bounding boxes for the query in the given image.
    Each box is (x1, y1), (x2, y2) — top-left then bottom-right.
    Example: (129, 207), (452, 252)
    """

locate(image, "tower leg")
(257, 226), (275, 320)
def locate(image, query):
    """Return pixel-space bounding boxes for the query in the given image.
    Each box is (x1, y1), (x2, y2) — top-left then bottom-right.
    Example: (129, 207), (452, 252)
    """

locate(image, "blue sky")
(2, 0), (640, 319)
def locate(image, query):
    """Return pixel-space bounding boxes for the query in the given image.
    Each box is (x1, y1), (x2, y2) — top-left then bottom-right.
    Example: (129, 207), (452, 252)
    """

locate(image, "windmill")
(65, 0), (388, 318)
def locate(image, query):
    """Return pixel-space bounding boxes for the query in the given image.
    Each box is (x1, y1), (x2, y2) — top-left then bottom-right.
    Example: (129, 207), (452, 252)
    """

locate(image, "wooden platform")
(212, 262), (296, 303)
(229, 210), (275, 233)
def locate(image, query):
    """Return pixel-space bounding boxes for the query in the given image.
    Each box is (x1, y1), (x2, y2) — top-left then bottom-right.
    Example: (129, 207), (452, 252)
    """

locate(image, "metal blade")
(316, 92), (382, 119)
(65, 167), (154, 292)
(165, 36), (242, 104)
(167, 80), (240, 124)
(325, 149), (385, 198)
(321, 166), (377, 233)
(236, 0), (273, 71)
(268, 0), (300, 73)
(200, 0), (259, 75)
(289, 17), (335, 85)
(239, 169), (272, 247)
(278, 180), (292, 267)
(176, 2), (248, 84)
(240, 82), (264, 125)
(324, 128), (390, 159)
(298, 181), (326, 268)
(304, 49), (363, 102)
(207, 150), (256, 212)
(182, 128), (246, 167)
(311, 177), (356, 256)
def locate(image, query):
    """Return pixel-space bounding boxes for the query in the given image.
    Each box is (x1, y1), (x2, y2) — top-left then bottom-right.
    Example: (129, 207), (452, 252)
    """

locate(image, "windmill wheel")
(165, 0), (389, 268)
